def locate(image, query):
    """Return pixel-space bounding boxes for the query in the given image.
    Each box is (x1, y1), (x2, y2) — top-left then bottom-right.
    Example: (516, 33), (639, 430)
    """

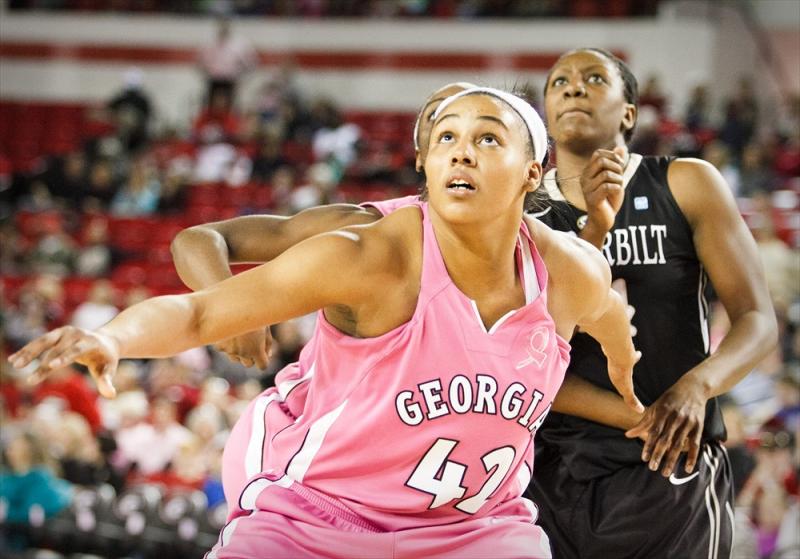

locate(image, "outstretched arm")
(170, 204), (382, 366)
(625, 158), (778, 477)
(11, 222), (399, 398)
(527, 217), (642, 414)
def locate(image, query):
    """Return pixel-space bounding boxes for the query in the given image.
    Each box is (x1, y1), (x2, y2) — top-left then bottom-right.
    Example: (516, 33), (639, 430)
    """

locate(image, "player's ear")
(524, 161), (542, 193)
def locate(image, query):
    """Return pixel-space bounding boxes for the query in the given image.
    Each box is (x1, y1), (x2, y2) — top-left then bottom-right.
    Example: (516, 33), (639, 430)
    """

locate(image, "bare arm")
(170, 204), (382, 367)
(552, 374), (643, 430)
(527, 218), (642, 413)
(11, 220), (405, 397)
(626, 158), (778, 477)
(171, 204), (382, 290)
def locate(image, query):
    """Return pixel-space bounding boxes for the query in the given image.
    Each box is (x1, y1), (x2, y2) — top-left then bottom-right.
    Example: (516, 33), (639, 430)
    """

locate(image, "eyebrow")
(553, 63), (610, 76)
(435, 113), (509, 130)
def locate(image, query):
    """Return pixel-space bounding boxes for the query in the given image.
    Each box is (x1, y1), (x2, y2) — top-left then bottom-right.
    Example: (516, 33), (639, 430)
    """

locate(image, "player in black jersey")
(526, 48), (778, 559)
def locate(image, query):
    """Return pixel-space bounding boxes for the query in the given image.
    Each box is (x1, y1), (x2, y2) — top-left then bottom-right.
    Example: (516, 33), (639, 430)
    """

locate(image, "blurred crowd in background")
(0, 5), (799, 559)
(6, 0), (664, 18)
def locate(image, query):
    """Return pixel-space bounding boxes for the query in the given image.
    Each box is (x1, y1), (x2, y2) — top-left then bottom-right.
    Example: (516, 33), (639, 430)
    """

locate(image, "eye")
(587, 74), (606, 85)
(438, 132), (454, 143)
(551, 76), (567, 88)
(479, 135), (499, 146)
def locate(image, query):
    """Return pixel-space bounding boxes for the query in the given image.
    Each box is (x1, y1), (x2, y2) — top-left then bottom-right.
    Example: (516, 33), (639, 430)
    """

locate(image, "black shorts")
(527, 442), (734, 559)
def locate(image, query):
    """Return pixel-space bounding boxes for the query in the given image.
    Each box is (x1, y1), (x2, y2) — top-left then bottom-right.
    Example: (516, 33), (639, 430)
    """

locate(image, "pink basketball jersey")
(243, 202), (570, 531)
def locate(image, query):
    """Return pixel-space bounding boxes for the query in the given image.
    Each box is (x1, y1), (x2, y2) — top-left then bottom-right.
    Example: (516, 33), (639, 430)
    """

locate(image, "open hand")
(214, 327), (272, 369)
(625, 377), (707, 477)
(8, 326), (120, 398)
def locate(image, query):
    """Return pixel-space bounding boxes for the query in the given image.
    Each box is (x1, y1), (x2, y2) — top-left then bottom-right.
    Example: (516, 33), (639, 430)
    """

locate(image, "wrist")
(579, 219), (610, 247)
(96, 327), (123, 357)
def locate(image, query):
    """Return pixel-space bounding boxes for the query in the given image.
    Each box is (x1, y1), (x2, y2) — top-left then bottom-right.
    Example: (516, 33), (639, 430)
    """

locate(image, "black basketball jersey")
(535, 154), (726, 480)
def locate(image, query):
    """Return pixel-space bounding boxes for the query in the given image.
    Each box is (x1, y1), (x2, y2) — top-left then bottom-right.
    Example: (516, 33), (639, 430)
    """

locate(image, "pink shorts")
(206, 474), (552, 559)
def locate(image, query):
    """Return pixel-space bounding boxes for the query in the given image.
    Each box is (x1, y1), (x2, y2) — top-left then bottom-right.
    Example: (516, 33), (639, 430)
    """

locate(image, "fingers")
(658, 420), (695, 477)
(684, 426), (703, 473)
(93, 362), (118, 399)
(646, 411), (683, 474)
(9, 328), (68, 369)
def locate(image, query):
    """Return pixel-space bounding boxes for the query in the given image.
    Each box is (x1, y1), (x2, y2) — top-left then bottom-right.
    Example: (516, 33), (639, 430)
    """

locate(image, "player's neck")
(431, 211), (521, 293)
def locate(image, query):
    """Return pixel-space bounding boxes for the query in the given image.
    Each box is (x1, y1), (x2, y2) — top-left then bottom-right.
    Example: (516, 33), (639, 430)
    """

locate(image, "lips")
(446, 172), (477, 192)
(558, 108), (591, 118)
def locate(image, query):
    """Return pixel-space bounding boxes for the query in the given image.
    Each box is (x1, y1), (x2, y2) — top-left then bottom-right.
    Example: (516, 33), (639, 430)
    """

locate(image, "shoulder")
(666, 157), (738, 228)
(336, 205), (423, 277)
(525, 216), (610, 296)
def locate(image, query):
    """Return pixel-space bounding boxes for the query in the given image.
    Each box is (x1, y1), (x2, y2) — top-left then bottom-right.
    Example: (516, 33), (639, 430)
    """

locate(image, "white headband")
(432, 87), (548, 164)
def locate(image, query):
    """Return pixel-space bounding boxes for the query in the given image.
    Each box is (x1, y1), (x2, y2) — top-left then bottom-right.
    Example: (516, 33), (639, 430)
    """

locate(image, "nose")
(450, 139), (476, 167)
(564, 80), (587, 98)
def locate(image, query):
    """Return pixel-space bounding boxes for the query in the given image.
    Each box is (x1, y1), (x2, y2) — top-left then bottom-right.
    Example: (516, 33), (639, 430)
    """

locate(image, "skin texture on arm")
(625, 158), (778, 477)
(11, 210), (417, 399)
(169, 204), (383, 367)
(527, 216), (642, 414)
(552, 374), (643, 431)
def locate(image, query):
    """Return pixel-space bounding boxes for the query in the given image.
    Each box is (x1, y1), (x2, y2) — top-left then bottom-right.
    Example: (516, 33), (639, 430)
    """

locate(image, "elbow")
(170, 226), (228, 263)
(761, 308), (780, 355)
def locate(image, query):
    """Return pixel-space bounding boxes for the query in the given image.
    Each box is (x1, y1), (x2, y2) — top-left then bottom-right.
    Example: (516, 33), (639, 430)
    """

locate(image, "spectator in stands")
(28, 217), (77, 277)
(40, 150), (88, 209)
(684, 83), (710, 132)
(17, 181), (58, 213)
(108, 67), (152, 154)
(738, 421), (797, 559)
(57, 411), (121, 489)
(638, 73), (667, 116)
(311, 100), (361, 177)
(0, 221), (27, 275)
(288, 161), (339, 213)
(81, 158), (119, 211)
(702, 139), (741, 196)
(192, 89), (242, 145)
(70, 279), (119, 331)
(197, 17), (257, 110)
(748, 193), (800, 319)
(110, 155), (161, 216)
(4, 277), (64, 349)
(739, 142), (778, 196)
(0, 429), (72, 526)
(250, 129), (288, 183)
(75, 217), (114, 278)
(720, 76), (759, 159)
(115, 397), (192, 477)
(31, 365), (102, 434)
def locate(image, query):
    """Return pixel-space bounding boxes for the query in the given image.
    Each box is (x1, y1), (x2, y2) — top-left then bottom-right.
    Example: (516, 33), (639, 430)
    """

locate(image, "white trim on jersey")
(703, 446), (722, 559)
(515, 461), (533, 496)
(697, 266), (710, 354)
(471, 233), (540, 335)
(205, 475), (294, 559)
(540, 153), (644, 203)
(286, 400), (348, 483)
(245, 393), (280, 479)
(277, 362), (316, 400)
(520, 232), (540, 304)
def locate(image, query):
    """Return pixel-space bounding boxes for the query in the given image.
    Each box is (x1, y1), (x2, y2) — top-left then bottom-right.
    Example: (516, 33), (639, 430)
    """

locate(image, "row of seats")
(0, 100), (418, 173)
(1, 483), (226, 559)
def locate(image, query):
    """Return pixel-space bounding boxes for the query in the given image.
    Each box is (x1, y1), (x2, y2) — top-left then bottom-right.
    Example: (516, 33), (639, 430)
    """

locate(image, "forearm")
(683, 309), (778, 398)
(98, 294), (206, 358)
(579, 289), (635, 363)
(552, 374), (643, 430)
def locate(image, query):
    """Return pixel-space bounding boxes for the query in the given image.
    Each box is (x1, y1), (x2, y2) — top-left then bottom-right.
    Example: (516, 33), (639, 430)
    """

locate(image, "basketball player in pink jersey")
(11, 88), (642, 558)
(170, 81), (478, 370)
